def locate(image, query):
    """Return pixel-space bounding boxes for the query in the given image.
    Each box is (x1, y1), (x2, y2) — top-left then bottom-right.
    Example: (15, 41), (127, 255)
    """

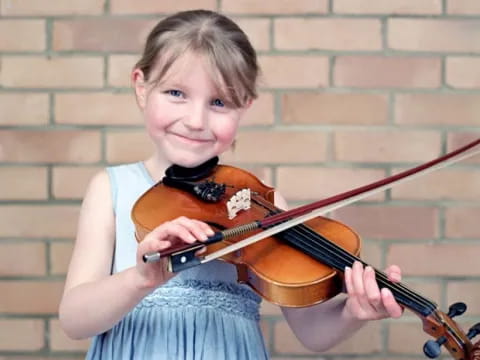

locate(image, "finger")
(351, 261), (377, 313)
(191, 219), (215, 239)
(162, 222), (199, 244)
(344, 265), (353, 294)
(381, 288), (403, 318)
(173, 217), (212, 242)
(385, 264), (402, 283)
(363, 266), (383, 311)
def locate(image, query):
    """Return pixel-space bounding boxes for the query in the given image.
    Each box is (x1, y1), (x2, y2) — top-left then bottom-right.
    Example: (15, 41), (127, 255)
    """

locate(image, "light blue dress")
(85, 162), (269, 360)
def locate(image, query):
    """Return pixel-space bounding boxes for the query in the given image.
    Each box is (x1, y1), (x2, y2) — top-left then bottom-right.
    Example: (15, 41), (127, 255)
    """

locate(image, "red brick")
(0, 0), (104, 15)
(50, 242), (74, 275)
(53, 19), (156, 52)
(388, 321), (428, 354)
(391, 168), (480, 201)
(49, 319), (90, 351)
(0, 20), (45, 51)
(334, 0), (442, 14)
(0, 242), (46, 276)
(0, 281), (64, 313)
(273, 320), (316, 354)
(259, 55), (329, 88)
(389, 19), (480, 52)
(446, 57), (480, 88)
(334, 130), (441, 163)
(259, 320), (271, 349)
(222, 131), (327, 164)
(234, 18), (270, 52)
(222, 0), (328, 14)
(398, 280), (442, 307)
(0, 319), (44, 350)
(360, 242), (382, 269)
(108, 55), (137, 87)
(282, 92), (388, 125)
(1, 57), (103, 88)
(0, 167), (47, 200)
(260, 301), (282, 316)
(55, 93), (141, 125)
(335, 56), (441, 88)
(447, 132), (480, 164)
(332, 206), (438, 240)
(52, 166), (102, 199)
(241, 93), (274, 126)
(387, 244), (480, 276)
(395, 94), (480, 125)
(445, 207), (480, 238)
(106, 130), (154, 164)
(0, 130), (101, 164)
(0, 94), (49, 125)
(276, 167), (386, 202)
(0, 205), (79, 238)
(448, 0), (480, 14)
(275, 18), (381, 51)
(111, 0), (216, 14)
(447, 282), (480, 315)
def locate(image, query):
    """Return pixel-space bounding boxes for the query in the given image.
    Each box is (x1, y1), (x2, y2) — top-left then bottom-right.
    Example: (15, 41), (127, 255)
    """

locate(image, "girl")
(59, 9), (403, 359)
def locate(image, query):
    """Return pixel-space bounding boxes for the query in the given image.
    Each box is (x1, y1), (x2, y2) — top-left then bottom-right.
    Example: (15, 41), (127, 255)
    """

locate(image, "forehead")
(155, 51), (226, 93)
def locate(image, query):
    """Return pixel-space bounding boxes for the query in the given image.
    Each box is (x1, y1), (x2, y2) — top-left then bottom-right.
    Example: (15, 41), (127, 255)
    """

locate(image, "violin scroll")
(420, 302), (480, 359)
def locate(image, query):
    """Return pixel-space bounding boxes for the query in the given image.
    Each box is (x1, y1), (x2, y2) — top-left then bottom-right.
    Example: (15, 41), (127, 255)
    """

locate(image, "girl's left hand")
(343, 261), (403, 321)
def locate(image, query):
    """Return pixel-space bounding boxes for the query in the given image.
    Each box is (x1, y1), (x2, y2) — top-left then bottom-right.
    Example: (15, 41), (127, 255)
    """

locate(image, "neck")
(143, 153), (171, 183)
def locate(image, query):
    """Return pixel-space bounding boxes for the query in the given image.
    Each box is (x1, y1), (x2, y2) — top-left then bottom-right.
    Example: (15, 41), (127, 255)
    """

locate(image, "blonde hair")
(135, 10), (259, 108)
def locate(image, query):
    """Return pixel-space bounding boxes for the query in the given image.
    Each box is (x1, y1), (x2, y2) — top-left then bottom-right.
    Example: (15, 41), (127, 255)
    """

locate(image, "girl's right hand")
(135, 216), (214, 289)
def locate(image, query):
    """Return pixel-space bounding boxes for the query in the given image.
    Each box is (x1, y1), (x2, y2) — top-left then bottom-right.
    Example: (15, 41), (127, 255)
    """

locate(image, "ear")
(132, 68), (147, 109)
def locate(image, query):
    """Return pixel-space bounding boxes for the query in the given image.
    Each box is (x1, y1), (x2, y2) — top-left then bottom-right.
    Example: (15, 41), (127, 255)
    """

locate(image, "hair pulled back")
(135, 10), (259, 108)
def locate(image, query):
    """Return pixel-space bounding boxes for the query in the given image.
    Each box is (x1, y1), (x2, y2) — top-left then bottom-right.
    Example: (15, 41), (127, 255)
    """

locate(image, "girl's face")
(133, 52), (249, 168)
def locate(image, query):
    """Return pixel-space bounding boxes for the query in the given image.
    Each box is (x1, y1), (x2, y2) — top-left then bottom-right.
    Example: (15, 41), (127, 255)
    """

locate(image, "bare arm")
(59, 170), (213, 340)
(59, 170), (153, 339)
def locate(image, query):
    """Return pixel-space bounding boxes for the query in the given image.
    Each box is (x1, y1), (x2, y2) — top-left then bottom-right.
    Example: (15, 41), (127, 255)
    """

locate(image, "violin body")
(132, 164), (360, 307)
(131, 153), (480, 360)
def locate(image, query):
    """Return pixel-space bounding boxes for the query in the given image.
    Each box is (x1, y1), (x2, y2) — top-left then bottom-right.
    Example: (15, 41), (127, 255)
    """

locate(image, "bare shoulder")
(63, 169), (115, 292)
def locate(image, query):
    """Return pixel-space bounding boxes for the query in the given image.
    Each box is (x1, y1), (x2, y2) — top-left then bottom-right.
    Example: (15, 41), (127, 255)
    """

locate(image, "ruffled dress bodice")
(85, 162), (268, 360)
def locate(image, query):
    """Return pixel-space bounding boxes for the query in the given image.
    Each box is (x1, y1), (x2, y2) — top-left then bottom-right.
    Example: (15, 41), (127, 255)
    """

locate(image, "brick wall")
(1, 0), (479, 359)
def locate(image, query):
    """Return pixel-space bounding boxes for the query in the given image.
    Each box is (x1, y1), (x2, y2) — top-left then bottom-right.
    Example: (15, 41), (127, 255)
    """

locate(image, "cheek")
(212, 117), (239, 144)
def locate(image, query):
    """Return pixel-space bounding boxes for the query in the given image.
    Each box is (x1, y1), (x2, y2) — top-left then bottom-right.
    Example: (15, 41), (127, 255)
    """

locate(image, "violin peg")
(467, 322), (480, 340)
(423, 337), (446, 359)
(447, 302), (467, 318)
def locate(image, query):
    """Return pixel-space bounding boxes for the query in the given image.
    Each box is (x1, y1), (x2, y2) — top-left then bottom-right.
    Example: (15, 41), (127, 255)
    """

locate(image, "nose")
(184, 102), (207, 130)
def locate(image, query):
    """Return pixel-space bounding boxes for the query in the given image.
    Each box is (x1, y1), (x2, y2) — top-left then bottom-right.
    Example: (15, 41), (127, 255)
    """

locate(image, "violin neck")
(279, 225), (438, 316)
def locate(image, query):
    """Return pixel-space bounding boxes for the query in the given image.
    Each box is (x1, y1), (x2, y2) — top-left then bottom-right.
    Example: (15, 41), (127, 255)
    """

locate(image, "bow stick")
(191, 138), (480, 266)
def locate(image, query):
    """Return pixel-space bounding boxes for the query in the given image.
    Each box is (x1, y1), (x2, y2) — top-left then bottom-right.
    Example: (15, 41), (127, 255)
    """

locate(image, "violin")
(132, 140), (480, 360)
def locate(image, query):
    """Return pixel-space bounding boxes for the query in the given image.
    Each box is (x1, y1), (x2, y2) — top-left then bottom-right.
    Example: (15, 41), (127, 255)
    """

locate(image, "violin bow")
(159, 138), (480, 360)
(199, 138), (480, 264)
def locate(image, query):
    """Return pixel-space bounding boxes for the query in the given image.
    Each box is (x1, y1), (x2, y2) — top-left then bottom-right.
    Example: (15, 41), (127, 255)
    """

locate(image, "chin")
(169, 153), (212, 168)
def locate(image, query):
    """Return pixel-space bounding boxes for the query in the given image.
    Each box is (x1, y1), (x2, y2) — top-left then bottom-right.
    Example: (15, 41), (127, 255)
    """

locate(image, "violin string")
(279, 227), (436, 314)
(250, 199), (437, 313)
(276, 222), (437, 313)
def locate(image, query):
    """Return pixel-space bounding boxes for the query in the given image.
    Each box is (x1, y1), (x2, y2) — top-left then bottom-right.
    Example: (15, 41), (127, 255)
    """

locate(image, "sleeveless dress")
(85, 162), (269, 360)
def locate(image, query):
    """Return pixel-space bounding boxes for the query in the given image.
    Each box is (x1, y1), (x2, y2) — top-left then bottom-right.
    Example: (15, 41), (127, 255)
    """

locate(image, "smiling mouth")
(169, 133), (213, 144)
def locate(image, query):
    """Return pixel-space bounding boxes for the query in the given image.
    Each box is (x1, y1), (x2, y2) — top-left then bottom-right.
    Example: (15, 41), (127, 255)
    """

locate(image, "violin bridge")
(226, 188), (251, 219)
(168, 244), (204, 272)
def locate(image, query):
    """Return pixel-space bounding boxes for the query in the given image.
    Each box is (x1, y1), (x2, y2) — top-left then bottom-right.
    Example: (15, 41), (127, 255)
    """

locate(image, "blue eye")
(166, 90), (183, 97)
(212, 98), (225, 107)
